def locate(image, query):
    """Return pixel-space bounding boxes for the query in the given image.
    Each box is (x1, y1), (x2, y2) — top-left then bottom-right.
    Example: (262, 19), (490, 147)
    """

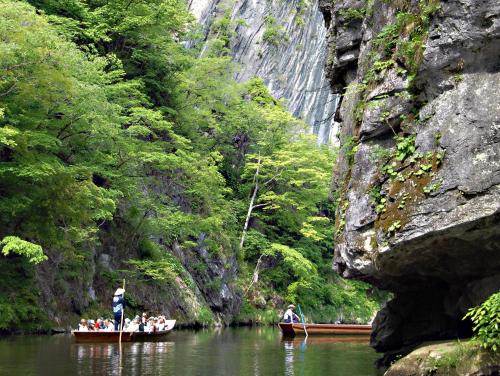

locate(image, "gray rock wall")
(189, 0), (339, 144)
(319, 0), (500, 360)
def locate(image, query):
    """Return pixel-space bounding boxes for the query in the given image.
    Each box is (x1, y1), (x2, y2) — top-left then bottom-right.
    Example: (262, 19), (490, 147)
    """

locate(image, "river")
(0, 327), (382, 375)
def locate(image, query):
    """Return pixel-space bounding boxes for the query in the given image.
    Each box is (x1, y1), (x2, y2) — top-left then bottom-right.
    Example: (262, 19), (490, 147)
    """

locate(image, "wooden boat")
(73, 320), (176, 343)
(279, 322), (371, 337)
(283, 336), (370, 347)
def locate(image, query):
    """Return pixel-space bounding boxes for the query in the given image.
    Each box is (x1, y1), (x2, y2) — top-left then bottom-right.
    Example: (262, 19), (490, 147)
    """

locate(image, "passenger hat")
(114, 288), (125, 296)
(287, 304), (296, 309)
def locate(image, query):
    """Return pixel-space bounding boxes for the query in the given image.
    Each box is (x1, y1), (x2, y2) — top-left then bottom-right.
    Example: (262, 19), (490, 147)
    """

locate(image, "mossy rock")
(385, 340), (500, 376)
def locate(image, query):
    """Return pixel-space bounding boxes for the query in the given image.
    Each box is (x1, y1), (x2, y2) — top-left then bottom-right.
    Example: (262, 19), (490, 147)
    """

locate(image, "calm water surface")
(0, 327), (382, 376)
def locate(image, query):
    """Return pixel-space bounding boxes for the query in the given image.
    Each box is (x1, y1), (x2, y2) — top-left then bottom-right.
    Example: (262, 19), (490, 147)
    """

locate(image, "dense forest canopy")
(0, 0), (383, 330)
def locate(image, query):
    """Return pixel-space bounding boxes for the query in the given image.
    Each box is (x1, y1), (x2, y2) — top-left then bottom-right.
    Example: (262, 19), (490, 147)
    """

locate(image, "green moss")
(368, 133), (444, 235)
(389, 340), (500, 376)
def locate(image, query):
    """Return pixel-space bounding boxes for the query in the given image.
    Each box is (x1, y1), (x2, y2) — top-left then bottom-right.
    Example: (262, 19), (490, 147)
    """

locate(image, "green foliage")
(395, 134), (416, 161)
(262, 16), (289, 46)
(196, 305), (214, 326)
(370, 186), (387, 214)
(369, 145), (391, 164)
(264, 244), (316, 280)
(370, 1), (441, 78)
(338, 7), (366, 22)
(464, 291), (500, 352)
(1, 237), (46, 264)
(0, 257), (49, 331)
(423, 179), (442, 195)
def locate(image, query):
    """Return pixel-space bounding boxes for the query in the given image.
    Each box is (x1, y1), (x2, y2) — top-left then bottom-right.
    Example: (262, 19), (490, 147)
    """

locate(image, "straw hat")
(114, 288), (125, 296)
(287, 304), (296, 309)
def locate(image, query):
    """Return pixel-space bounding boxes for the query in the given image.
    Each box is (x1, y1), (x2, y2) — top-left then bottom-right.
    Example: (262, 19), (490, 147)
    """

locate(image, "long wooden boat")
(283, 336), (370, 347)
(73, 320), (176, 343)
(278, 322), (371, 337)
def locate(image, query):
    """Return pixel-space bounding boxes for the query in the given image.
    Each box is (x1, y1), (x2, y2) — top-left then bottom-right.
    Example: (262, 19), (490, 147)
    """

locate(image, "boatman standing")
(283, 304), (300, 323)
(112, 288), (126, 331)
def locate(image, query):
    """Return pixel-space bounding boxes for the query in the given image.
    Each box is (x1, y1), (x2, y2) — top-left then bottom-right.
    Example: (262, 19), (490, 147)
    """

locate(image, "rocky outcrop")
(34, 227), (241, 329)
(189, 0), (339, 143)
(385, 340), (500, 376)
(320, 0), (500, 360)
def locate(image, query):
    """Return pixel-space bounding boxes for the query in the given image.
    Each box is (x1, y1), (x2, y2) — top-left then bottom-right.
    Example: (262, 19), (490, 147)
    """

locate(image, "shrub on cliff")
(464, 291), (500, 352)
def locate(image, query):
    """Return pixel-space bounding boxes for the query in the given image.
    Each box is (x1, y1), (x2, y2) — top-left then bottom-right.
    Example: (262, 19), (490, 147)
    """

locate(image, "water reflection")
(72, 341), (174, 375)
(284, 340), (295, 376)
(0, 328), (381, 376)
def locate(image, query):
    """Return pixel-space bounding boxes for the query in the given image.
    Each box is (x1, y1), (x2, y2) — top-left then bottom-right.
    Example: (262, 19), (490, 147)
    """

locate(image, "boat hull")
(73, 329), (173, 343)
(73, 331), (134, 343)
(73, 319), (176, 343)
(279, 323), (371, 337)
(278, 323), (295, 336)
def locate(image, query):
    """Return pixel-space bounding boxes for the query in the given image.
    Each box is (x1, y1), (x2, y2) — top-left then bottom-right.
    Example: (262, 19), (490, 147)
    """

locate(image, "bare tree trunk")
(244, 254), (264, 296)
(239, 155), (261, 250)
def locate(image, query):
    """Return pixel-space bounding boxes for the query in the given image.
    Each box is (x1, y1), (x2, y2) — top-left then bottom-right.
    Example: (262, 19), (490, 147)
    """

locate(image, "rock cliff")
(189, 0), (339, 143)
(319, 0), (500, 360)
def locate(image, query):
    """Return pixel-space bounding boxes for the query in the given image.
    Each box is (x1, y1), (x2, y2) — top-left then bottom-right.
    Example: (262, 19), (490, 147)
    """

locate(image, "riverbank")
(385, 340), (500, 376)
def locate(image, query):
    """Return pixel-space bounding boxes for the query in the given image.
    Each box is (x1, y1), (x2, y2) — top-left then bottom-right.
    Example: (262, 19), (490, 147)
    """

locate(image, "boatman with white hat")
(283, 304), (300, 323)
(112, 287), (126, 331)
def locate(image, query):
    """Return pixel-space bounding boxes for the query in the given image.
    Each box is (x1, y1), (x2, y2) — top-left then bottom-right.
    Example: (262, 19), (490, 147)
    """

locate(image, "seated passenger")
(157, 318), (165, 331)
(102, 319), (114, 331)
(94, 318), (102, 331)
(126, 318), (140, 332)
(145, 318), (155, 333)
(132, 315), (143, 332)
(78, 319), (89, 331)
(283, 304), (300, 323)
(87, 320), (95, 331)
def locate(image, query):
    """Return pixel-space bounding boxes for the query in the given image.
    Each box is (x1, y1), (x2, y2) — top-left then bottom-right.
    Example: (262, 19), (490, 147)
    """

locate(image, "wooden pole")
(298, 304), (308, 337)
(118, 279), (126, 344)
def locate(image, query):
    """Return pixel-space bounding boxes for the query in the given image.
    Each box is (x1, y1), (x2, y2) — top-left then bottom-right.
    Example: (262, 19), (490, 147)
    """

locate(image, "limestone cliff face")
(189, 0), (339, 143)
(319, 0), (500, 357)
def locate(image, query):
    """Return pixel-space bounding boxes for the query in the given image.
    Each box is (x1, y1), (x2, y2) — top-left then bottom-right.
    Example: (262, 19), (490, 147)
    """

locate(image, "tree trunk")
(239, 155), (261, 250)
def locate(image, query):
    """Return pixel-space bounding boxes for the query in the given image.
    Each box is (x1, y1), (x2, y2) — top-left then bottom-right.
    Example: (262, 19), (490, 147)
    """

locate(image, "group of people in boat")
(78, 313), (169, 333)
(77, 286), (302, 332)
(77, 287), (169, 333)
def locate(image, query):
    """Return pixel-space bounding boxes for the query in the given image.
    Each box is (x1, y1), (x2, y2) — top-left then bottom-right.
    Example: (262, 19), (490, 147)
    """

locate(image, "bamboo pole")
(118, 279), (126, 344)
(298, 304), (308, 337)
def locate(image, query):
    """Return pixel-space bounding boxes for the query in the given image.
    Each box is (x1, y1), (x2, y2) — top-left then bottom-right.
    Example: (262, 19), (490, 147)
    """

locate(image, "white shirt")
(78, 324), (89, 331)
(126, 323), (139, 332)
(284, 309), (295, 321)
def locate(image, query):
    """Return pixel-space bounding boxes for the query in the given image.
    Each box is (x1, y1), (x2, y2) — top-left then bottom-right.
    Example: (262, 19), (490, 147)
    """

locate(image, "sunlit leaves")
(0, 236), (47, 264)
(464, 291), (500, 352)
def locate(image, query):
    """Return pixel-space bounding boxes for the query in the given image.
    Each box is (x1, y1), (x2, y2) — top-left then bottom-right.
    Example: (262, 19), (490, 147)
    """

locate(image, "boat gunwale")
(278, 322), (372, 337)
(72, 329), (173, 342)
